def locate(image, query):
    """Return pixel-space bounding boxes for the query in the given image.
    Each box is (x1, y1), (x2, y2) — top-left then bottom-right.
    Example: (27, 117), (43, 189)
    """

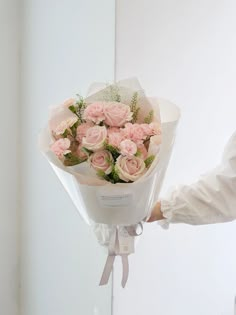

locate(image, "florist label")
(97, 193), (133, 208)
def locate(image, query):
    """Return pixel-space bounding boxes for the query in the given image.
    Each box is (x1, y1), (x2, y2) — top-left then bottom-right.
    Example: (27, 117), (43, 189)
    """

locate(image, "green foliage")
(61, 120), (79, 138)
(104, 143), (120, 159)
(144, 110), (154, 124)
(144, 155), (155, 168)
(69, 105), (77, 114)
(130, 92), (140, 123)
(76, 96), (87, 123)
(97, 164), (122, 184)
(103, 84), (121, 102)
(68, 95), (87, 123)
(61, 129), (69, 138)
(70, 120), (79, 137)
(81, 147), (93, 156)
(132, 107), (140, 123)
(96, 170), (110, 181)
(110, 166), (121, 183)
(130, 92), (138, 112)
(115, 93), (121, 102)
(109, 85), (121, 102)
(105, 157), (113, 166)
(63, 152), (86, 166)
(135, 149), (142, 157)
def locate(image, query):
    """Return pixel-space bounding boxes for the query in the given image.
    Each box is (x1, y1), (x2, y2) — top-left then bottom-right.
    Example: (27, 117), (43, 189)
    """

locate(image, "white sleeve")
(160, 132), (236, 227)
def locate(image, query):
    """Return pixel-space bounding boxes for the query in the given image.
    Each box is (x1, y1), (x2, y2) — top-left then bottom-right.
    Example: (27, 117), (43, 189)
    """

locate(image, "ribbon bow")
(99, 223), (143, 288)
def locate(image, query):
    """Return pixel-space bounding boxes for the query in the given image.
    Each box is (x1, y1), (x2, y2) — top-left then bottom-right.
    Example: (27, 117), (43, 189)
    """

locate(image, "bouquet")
(49, 83), (161, 183)
(39, 78), (180, 287)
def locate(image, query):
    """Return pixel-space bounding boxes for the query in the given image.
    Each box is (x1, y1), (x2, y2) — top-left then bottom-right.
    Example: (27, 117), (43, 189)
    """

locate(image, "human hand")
(146, 201), (164, 222)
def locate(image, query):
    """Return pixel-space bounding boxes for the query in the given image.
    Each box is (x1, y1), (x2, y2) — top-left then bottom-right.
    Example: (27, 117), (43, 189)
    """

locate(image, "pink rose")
(76, 144), (88, 160)
(119, 139), (137, 156)
(83, 102), (105, 124)
(103, 102), (133, 127)
(108, 128), (124, 148)
(51, 138), (71, 158)
(89, 150), (113, 174)
(76, 122), (94, 142)
(82, 125), (107, 151)
(115, 155), (146, 182)
(54, 117), (78, 135)
(137, 144), (148, 159)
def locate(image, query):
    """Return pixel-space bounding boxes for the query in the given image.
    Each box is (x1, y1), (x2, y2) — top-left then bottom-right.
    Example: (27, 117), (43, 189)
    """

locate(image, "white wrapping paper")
(39, 79), (180, 286)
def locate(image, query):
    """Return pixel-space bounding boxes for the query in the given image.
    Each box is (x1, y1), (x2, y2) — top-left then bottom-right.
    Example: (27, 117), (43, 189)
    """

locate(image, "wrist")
(154, 201), (165, 220)
(147, 201), (165, 222)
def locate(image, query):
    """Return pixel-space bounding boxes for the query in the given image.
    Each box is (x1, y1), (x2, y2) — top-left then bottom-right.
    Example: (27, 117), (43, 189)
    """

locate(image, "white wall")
(20, 1), (114, 315)
(114, 1), (236, 314)
(0, 0), (20, 314)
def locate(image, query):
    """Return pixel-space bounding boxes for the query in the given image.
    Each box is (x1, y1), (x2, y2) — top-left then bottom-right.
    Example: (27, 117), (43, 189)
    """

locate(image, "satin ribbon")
(99, 228), (119, 287)
(99, 223), (143, 288)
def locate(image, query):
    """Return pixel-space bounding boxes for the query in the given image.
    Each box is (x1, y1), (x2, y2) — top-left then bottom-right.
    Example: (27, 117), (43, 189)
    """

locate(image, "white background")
(2, 1), (236, 314)
(20, 1), (114, 315)
(114, 0), (236, 314)
(0, 1), (19, 314)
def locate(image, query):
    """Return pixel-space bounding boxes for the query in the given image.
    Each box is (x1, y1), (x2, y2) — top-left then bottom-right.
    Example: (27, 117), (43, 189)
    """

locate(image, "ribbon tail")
(99, 255), (115, 286)
(121, 254), (129, 288)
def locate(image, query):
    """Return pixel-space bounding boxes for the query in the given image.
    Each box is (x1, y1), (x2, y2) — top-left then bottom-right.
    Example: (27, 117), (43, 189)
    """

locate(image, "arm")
(149, 132), (236, 226)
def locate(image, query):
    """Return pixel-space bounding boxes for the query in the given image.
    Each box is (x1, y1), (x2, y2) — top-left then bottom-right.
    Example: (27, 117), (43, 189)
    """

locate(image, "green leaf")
(135, 149), (142, 157)
(69, 105), (77, 114)
(70, 120), (79, 137)
(96, 165), (123, 184)
(104, 143), (120, 159)
(105, 157), (114, 166)
(111, 166), (120, 183)
(96, 170), (110, 181)
(81, 147), (93, 156)
(62, 129), (69, 138)
(144, 155), (155, 168)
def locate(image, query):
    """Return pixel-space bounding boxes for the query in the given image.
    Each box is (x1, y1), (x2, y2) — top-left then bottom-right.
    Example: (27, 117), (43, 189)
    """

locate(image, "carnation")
(83, 102), (105, 124)
(119, 139), (137, 157)
(51, 138), (71, 158)
(54, 117), (78, 135)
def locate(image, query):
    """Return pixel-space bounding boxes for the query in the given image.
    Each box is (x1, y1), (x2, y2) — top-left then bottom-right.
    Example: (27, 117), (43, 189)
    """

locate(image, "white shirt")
(160, 132), (236, 226)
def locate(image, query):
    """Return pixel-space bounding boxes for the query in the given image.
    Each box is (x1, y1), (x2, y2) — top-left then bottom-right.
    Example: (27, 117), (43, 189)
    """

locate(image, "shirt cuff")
(157, 199), (176, 229)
